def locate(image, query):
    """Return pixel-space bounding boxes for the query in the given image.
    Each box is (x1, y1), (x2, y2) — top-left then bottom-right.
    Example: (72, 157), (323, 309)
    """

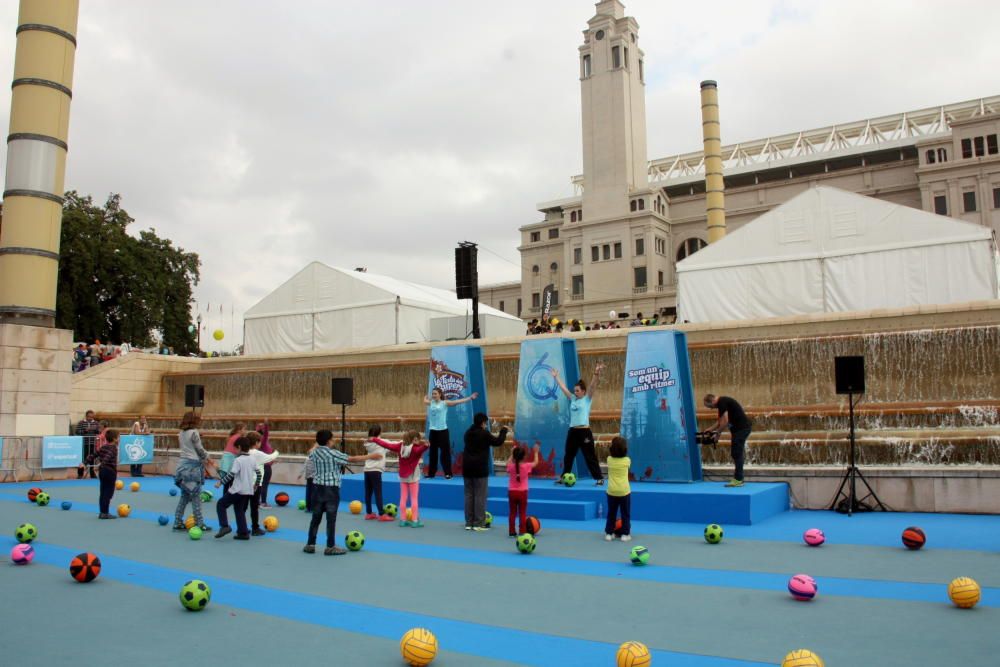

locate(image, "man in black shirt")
(704, 394), (752, 487)
(75, 410), (101, 479)
(462, 413), (508, 531)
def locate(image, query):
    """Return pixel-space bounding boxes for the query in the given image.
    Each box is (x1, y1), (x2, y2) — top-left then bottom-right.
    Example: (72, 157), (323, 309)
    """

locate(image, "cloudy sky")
(0, 0), (996, 350)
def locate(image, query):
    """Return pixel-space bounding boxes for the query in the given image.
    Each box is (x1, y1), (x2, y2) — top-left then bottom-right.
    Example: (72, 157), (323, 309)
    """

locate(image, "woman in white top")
(129, 415), (151, 477)
(423, 388), (478, 479)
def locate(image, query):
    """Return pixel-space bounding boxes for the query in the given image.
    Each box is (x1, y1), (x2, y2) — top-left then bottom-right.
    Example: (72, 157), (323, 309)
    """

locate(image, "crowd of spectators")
(72, 340), (131, 372)
(525, 311), (679, 335)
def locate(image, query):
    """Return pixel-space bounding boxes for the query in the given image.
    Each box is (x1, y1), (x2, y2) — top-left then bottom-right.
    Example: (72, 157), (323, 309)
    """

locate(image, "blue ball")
(158, 515), (170, 526)
(169, 488), (179, 496)
(61, 501), (72, 510)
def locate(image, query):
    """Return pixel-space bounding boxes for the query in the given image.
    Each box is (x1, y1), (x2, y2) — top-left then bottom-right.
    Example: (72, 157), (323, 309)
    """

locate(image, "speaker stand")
(829, 391), (887, 515)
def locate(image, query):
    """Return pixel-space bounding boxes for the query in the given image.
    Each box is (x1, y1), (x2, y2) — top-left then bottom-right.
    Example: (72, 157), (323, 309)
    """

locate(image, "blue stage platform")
(340, 473), (789, 526)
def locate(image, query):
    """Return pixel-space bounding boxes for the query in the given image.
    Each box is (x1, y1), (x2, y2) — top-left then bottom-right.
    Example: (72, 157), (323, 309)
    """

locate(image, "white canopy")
(677, 186), (998, 323)
(244, 262), (524, 354)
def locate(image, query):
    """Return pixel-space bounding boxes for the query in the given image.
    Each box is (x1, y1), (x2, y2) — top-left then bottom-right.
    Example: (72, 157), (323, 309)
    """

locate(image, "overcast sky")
(1, 1), (996, 350)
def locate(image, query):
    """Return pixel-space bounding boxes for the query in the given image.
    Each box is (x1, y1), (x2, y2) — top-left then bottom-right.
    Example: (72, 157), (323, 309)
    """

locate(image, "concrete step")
(486, 496), (597, 521)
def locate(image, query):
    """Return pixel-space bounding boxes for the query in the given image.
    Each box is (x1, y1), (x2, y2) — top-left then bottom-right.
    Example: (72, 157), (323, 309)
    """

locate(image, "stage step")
(487, 496), (597, 521)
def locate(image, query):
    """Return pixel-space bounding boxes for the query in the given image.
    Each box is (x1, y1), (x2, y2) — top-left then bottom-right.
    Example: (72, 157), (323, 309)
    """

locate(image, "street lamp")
(196, 313), (202, 352)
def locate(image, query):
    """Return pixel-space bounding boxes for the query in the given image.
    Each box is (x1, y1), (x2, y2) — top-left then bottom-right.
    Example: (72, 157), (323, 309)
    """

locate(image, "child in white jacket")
(364, 425), (393, 521)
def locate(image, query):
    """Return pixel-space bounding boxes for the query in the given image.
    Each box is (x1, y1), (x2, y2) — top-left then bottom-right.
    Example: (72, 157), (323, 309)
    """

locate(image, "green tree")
(56, 192), (201, 353)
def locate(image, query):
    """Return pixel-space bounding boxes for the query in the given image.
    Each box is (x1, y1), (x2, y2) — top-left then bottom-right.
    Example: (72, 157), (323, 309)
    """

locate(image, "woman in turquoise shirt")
(423, 387), (478, 479)
(551, 362), (606, 485)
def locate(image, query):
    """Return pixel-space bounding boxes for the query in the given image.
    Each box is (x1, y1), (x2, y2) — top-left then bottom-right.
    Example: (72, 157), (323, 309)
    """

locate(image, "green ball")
(630, 545), (650, 565)
(345, 530), (365, 551)
(188, 526), (203, 540)
(34, 492), (50, 507)
(297, 499), (307, 510)
(516, 533), (536, 554)
(704, 523), (724, 544)
(383, 503), (398, 518)
(561, 472), (577, 487)
(484, 511), (493, 528)
(200, 490), (214, 503)
(15, 523), (37, 543)
(179, 579), (211, 611)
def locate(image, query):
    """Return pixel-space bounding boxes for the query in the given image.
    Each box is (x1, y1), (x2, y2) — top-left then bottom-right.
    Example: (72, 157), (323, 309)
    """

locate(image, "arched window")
(630, 200), (637, 212)
(550, 262), (558, 272)
(637, 199), (645, 210)
(676, 238), (708, 262)
(926, 149), (936, 164)
(570, 211), (577, 222)
(531, 265), (539, 274)
(937, 148), (947, 162)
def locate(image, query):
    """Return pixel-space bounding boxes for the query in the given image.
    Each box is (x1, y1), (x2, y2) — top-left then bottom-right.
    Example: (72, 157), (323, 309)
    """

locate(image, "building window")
(623, 46), (629, 69)
(993, 187), (1000, 209)
(989, 134), (999, 155)
(934, 195), (948, 216)
(572, 275), (584, 296)
(937, 148), (947, 162)
(925, 149), (936, 164)
(551, 290), (559, 306)
(591, 246), (599, 262)
(638, 59), (644, 83)
(677, 237), (708, 262)
(963, 191), (977, 213)
(498, 300), (505, 313)
(578, 211), (582, 222)
(530, 231), (540, 242)
(532, 265), (539, 274)
(630, 200), (637, 212)
(655, 237), (666, 255)
(612, 46), (621, 69)
(613, 242), (622, 258)
(582, 54), (591, 78)
(531, 292), (540, 308)
(635, 238), (645, 256)
(548, 228), (559, 239)
(634, 267), (647, 288)
(603, 244), (611, 260)
(658, 271), (664, 286)
(570, 211), (577, 222)
(573, 247), (582, 264)
(517, 298), (522, 316)
(974, 136), (985, 157)
(962, 138), (973, 159)
(550, 262), (558, 272)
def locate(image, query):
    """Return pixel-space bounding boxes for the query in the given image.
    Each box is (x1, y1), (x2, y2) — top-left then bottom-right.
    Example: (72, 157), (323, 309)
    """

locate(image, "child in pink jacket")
(374, 430), (430, 528)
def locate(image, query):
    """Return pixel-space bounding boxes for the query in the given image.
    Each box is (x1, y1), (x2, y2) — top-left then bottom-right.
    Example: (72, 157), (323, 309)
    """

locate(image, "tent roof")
(676, 186), (993, 273)
(245, 261), (520, 321)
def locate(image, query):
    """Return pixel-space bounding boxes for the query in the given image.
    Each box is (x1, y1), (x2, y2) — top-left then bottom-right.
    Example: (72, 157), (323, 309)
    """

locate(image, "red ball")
(525, 516), (541, 535)
(27, 487), (43, 503)
(70, 552), (102, 583)
(902, 526), (925, 550)
(274, 492), (290, 507)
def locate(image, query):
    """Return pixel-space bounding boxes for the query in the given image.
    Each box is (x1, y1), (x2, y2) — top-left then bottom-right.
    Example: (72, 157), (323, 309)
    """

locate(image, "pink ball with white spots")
(803, 528), (825, 546)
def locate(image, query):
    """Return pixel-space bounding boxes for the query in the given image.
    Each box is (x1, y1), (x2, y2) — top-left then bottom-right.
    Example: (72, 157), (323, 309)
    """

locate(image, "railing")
(632, 286), (648, 294)
(0, 437), (24, 483)
(571, 293), (584, 300)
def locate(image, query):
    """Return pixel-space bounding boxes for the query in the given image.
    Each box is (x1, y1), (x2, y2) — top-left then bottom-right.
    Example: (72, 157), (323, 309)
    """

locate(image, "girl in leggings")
(552, 362), (606, 485)
(423, 387), (478, 479)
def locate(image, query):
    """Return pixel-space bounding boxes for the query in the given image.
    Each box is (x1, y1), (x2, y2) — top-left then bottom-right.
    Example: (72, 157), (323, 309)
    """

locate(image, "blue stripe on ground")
(4, 490), (995, 608)
(2, 537), (767, 667)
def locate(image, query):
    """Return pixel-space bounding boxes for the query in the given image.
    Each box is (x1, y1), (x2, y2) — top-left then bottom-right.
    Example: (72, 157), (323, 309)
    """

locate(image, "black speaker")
(331, 378), (354, 405)
(184, 384), (205, 407)
(455, 244), (478, 299)
(834, 356), (865, 394)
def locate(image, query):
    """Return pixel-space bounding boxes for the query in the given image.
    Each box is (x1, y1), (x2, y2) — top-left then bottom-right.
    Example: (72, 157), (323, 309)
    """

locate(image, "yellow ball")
(263, 516), (279, 532)
(213, 329), (224, 341)
(948, 576), (982, 609)
(184, 515), (197, 530)
(117, 503), (131, 518)
(405, 508), (413, 521)
(400, 628), (438, 666)
(115, 480), (124, 490)
(349, 500), (363, 515)
(616, 641), (652, 667)
(129, 481), (140, 492)
(781, 649), (825, 667)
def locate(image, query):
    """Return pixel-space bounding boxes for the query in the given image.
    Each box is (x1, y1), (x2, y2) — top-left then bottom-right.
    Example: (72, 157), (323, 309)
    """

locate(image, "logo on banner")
(430, 358), (467, 400)
(525, 352), (559, 401)
(628, 365), (676, 393)
(123, 437), (149, 462)
(540, 283), (554, 322)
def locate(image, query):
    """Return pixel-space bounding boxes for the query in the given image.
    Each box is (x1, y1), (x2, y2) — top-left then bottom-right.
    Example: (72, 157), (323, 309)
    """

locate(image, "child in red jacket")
(374, 430), (429, 528)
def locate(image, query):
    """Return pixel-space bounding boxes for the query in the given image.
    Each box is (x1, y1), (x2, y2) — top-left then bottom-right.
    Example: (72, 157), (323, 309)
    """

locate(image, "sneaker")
(621, 535), (632, 542)
(252, 528), (266, 537)
(725, 479), (745, 488)
(509, 532), (517, 538)
(215, 527), (232, 538)
(98, 513), (116, 520)
(472, 526), (489, 532)
(399, 520), (412, 527)
(198, 525), (213, 532)
(324, 546), (347, 556)
(303, 544), (316, 554)
(604, 533), (614, 541)
(260, 503), (272, 509)
(595, 479), (605, 486)
(444, 474), (453, 480)
(364, 513), (378, 521)
(465, 525), (473, 531)
(378, 514), (394, 522)
(411, 520), (425, 528)
(554, 478), (564, 485)
(233, 534), (250, 540)
(172, 524), (186, 531)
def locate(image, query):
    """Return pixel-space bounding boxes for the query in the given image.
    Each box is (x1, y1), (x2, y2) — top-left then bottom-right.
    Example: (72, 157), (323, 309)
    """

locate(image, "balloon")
(213, 329), (224, 341)
(188, 325), (196, 333)
(609, 310), (617, 319)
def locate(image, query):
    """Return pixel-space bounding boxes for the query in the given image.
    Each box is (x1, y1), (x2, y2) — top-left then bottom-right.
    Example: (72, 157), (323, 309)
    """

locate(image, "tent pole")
(395, 296), (400, 344)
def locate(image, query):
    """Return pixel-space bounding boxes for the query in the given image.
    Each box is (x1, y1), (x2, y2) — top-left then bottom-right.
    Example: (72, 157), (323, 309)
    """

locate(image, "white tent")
(244, 262), (524, 354)
(676, 186), (998, 323)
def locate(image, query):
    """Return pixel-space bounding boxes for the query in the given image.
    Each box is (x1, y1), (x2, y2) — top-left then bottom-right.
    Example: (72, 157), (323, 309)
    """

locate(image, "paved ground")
(1, 477), (998, 665)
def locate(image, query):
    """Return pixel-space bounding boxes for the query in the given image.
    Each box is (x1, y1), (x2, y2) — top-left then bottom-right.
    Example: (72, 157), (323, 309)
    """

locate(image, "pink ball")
(803, 528), (825, 546)
(11, 543), (34, 565)
(788, 573), (817, 601)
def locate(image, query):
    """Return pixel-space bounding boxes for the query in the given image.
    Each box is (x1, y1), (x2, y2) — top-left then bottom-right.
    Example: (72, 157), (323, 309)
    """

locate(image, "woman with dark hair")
(551, 362), (606, 485)
(423, 387), (478, 480)
(462, 413), (508, 531)
(172, 411), (215, 532)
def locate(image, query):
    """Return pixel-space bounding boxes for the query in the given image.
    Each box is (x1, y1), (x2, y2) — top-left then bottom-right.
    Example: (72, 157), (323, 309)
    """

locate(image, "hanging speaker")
(331, 378), (354, 405)
(834, 356), (865, 394)
(184, 384), (205, 407)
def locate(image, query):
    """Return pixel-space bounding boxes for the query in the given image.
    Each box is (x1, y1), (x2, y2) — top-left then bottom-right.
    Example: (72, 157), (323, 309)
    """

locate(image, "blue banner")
(620, 330), (702, 482)
(426, 345), (488, 474)
(514, 338), (582, 478)
(42, 436), (83, 468)
(118, 434), (155, 465)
